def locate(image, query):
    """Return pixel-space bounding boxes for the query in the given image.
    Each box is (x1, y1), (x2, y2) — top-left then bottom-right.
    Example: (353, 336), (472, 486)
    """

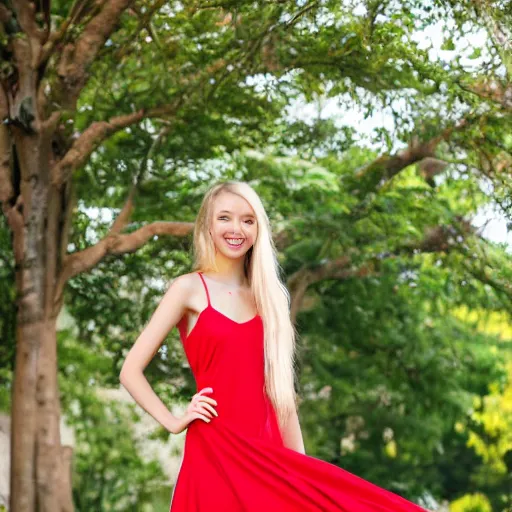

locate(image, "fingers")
(190, 387), (218, 423)
(192, 412), (212, 423)
(194, 387), (213, 398)
(202, 403), (218, 417)
(194, 396), (218, 407)
(190, 396), (218, 417)
(193, 401), (218, 418)
(192, 388), (217, 406)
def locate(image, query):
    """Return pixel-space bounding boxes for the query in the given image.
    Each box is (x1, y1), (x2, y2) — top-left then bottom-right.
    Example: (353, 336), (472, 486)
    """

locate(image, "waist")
(187, 405), (283, 446)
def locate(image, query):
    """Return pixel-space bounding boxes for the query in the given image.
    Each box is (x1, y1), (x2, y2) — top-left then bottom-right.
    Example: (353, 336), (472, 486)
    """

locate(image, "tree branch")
(353, 118), (468, 193)
(51, 109), (146, 187)
(50, 1), (303, 188)
(459, 79), (512, 112)
(274, 122), (472, 254)
(11, 0), (42, 67)
(39, 0), (96, 67)
(55, 220), (194, 303)
(287, 255), (354, 323)
(56, 0), (134, 107)
(54, 124), (177, 302)
(287, 218), (475, 324)
(51, 53), (229, 187)
(285, 1), (318, 28)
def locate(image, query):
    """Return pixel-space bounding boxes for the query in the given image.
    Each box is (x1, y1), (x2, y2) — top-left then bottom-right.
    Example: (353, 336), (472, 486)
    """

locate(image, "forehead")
(213, 191), (255, 216)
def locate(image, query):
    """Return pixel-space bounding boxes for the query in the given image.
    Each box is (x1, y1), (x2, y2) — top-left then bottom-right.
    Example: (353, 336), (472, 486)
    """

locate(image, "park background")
(0, 0), (511, 511)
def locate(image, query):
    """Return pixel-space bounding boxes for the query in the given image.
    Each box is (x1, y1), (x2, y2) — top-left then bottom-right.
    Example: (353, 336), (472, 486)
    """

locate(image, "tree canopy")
(1, 0), (512, 511)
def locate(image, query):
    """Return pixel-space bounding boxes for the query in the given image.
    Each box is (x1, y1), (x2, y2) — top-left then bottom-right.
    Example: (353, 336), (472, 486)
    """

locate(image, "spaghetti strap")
(197, 272), (211, 306)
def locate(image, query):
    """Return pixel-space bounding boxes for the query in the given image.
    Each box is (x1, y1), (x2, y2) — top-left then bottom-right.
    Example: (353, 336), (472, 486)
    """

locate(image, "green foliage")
(449, 493), (493, 512)
(0, 216), (15, 412)
(297, 266), (506, 499)
(461, 357), (512, 510)
(2, 0), (512, 509)
(58, 330), (171, 511)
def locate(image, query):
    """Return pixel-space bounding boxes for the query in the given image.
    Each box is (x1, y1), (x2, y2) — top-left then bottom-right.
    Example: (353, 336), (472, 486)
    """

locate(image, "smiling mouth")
(225, 238), (245, 247)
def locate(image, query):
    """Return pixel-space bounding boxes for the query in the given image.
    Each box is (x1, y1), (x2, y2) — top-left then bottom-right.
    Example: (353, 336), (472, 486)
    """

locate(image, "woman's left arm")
(281, 408), (306, 454)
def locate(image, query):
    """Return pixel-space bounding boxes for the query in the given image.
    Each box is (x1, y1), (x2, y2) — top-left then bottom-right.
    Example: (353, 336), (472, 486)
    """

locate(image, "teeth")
(226, 238), (244, 246)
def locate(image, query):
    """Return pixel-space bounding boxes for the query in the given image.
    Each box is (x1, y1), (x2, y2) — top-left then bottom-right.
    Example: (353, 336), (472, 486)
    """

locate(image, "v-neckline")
(207, 304), (259, 326)
(182, 305), (260, 343)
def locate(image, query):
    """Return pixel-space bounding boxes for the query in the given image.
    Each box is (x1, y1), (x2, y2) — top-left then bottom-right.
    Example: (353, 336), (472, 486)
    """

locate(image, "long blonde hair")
(192, 181), (298, 427)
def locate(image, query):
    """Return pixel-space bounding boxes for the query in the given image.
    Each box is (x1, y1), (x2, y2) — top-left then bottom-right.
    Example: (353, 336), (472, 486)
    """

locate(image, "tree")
(1, 0), (510, 510)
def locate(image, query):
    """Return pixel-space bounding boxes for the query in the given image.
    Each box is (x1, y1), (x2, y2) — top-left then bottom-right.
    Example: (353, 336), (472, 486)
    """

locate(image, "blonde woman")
(120, 181), (427, 511)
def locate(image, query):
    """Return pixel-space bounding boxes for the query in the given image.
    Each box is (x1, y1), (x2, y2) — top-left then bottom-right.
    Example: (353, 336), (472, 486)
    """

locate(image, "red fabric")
(170, 272), (427, 511)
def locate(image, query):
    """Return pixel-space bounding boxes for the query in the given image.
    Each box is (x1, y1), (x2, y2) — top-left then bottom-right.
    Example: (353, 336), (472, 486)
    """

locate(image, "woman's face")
(210, 191), (257, 260)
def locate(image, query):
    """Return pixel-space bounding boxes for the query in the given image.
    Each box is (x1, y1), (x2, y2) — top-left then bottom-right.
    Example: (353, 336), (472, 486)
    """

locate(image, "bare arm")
(281, 408), (306, 454)
(119, 275), (191, 434)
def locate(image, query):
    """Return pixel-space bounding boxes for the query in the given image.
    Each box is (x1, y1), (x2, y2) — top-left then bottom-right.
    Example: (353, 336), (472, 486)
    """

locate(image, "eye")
(244, 219), (255, 225)
(218, 216), (229, 220)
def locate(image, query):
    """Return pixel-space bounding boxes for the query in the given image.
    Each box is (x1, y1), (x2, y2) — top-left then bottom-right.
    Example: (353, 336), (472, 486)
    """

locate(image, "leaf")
(441, 38), (456, 51)
(468, 47), (482, 60)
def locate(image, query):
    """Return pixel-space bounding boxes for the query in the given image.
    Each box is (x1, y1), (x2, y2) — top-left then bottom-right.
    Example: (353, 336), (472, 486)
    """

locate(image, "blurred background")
(1, 0), (511, 511)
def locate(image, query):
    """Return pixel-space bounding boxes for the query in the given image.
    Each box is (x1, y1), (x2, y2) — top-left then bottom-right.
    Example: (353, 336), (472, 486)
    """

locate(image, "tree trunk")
(9, 126), (74, 511)
(11, 318), (73, 512)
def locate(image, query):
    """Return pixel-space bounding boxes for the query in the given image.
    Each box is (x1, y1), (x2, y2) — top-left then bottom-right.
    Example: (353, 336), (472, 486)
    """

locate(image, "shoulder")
(166, 272), (205, 314)
(161, 272), (202, 310)
(168, 271), (201, 295)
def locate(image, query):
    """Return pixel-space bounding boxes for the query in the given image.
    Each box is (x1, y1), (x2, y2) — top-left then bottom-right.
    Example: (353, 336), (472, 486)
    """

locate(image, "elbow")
(119, 364), (129, 387)
(119, 363), (143, 387)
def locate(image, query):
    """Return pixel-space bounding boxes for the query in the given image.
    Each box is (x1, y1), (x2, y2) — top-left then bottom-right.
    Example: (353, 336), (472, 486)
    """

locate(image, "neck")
(210, 254), (247, 286)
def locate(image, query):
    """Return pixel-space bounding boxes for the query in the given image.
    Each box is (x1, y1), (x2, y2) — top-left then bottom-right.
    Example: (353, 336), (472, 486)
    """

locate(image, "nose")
(230, 219), (243, 235)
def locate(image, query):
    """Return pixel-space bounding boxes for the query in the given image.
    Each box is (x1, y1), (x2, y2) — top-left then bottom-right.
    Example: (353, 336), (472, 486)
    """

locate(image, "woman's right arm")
(119, 274), (216, 434)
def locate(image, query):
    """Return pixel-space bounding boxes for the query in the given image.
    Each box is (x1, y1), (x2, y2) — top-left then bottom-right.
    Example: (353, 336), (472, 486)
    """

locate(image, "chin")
(219, 249), (251, 260)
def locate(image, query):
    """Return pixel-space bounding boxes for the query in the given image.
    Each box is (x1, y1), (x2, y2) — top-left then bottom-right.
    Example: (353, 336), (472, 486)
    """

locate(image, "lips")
(225, 238), (245, 247)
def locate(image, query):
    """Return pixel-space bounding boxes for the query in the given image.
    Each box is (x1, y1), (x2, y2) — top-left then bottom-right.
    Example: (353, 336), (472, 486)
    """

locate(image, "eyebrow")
(218, 209), (255, 218)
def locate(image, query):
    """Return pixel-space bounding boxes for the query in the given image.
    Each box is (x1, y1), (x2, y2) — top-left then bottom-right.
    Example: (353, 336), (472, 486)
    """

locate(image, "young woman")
(120, 181), (428, 511)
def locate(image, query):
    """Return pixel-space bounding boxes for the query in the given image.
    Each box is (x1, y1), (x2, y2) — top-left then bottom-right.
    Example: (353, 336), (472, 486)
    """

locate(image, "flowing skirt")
(169, 419), (428, 512)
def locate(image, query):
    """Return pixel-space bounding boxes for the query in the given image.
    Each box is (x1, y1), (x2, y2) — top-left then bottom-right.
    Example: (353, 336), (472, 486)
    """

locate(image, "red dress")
(170, 272), (427, 511)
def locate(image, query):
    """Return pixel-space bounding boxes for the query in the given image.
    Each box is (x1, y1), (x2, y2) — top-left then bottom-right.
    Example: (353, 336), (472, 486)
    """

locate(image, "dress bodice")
(177, 272), (282, 444)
